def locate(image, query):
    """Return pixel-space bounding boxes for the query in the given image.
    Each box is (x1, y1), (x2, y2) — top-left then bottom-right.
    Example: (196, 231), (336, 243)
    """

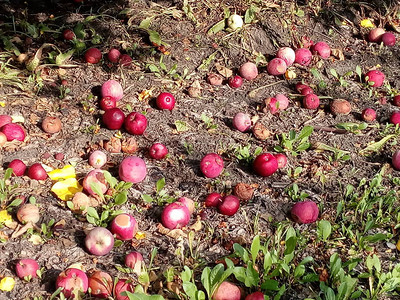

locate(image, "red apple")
(56, 268), (88, 298)
(85, 227), (114, 256)
(110, 213), (138, 240)
(253, 153), (278, 177)
(15, 258), (40, 280)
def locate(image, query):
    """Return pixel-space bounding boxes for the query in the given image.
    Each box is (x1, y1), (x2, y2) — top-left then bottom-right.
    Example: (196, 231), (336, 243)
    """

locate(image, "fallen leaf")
(135, 231), (146, 240)
(285, 69), (297, 79)
(138, 89), (152, 102)
(0, 210), (13, 225)
(189, 216), (202, 231)
(51, 178), (83, 201)
(28, 234), (44, 245)
(331, 48), (344, 60)
(11, 223), (33, 239)
(0, 230), (9, 241)
(215, 63), (233, 78)
(0, 277), (15, 291)
(48, 165), (76, 181)
(360, 19), (375, 28)
(157, 224), (186, 239)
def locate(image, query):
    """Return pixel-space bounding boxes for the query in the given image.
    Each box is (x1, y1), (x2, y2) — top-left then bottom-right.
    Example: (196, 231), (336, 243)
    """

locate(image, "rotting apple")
(88, 270), (113, 299)
(177, 197), (195, 214)
(42, 116), (62, 134)
(124, 251), (144, 274)
(17, 204), (40, 224)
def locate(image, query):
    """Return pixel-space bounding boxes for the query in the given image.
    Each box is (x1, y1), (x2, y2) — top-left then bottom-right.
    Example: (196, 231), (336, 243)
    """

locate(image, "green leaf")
(4, 168), (13, 181)
(330, 253), (342, 279)
(56, 49), (75, 66)
(261, 279), (280, 291)
(139, 17), (152, 29)
(317, 220), (332, 241)
(294, 264), (305, 278)
(148, 64), (160, 73)
(74, 23), (86, 39)
(181, 266), (192, 282)
(232, 266), (247, 283)
(141, 194), (153, 203)
(175, 120), (189, 132)
(124, 291), (165, 300)
(244, 5), (257, 24)
(103, 171), (118, 188)
(148, 30), (161, 45)
(198, 51), (218, 71)
(7, 197), (23, 208)
(244, 262), (259, 287)
(201, 267), (211, 298)
(183, 282), (199, 300)
(115, 191), (128, 205)
(250, 235), (260, 263)
(359, 134), (396, 156)
(156, 178), (166, 193)
(297, 126), (314, 141)
(89, 181), (105, 201)
(330, 68), (338, 78)
(86, 207), (99, 219)
(233, 243), (250, 263)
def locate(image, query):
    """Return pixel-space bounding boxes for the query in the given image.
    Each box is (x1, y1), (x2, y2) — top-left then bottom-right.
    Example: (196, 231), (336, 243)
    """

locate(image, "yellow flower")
(0, 277), (15, 291)
(51, 178), (83, 201)
(0, 101), (5, 107)
(48, 165), (76, 181)
(360, 19), (375, 28)
(0, 210), (13, 225)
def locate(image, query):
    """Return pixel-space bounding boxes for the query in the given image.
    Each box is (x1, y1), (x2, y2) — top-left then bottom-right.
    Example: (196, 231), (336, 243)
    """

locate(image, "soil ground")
(0, 0), (400, 299)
